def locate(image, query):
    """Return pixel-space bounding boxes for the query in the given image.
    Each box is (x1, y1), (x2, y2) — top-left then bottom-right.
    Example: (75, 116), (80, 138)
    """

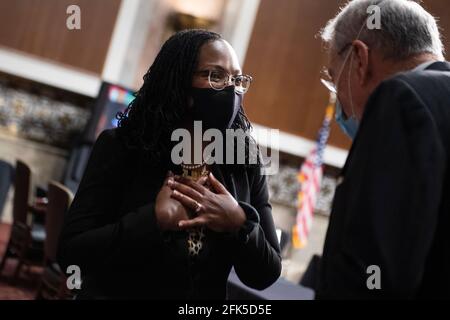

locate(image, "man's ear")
(352, 40), (370, 86)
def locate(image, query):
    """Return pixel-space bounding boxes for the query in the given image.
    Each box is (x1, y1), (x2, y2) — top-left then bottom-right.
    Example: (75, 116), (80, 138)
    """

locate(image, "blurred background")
(0, 0), (448, 299)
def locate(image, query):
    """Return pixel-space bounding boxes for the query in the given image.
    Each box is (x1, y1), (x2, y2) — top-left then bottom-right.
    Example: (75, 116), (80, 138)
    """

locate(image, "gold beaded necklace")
(180, 162), (209, 181)
(180, 158), (210, 257)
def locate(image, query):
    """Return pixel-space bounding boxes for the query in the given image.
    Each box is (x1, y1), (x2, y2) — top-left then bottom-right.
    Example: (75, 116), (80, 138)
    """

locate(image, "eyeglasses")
(320, 12), (368, 96)
(320, 43), (354, 95)
(195, 69), (253, 94)
(320, 78), (337, 94)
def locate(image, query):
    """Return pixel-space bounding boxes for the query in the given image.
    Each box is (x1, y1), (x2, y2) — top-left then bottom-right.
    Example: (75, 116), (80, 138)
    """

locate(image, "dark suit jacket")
(57, 129), (281, 299)
(317, 61), (450, 299)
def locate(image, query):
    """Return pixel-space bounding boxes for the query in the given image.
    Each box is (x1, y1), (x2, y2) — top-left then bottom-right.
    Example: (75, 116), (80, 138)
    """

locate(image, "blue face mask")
(335, 99), (359, 139)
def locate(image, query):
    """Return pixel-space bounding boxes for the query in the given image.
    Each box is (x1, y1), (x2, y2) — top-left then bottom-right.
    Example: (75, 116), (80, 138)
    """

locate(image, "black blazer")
(57, 129), (281, 299)
(317, 61), (450, 299)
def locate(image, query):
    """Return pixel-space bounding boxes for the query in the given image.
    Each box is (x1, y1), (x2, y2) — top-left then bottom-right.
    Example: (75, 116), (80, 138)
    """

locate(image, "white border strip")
(252, 123), (348, 168)
(0, 47), (101, 97)
(102, 0), (143, 85)
(232, 0), (260, 65)
(222, 0), (261, 65)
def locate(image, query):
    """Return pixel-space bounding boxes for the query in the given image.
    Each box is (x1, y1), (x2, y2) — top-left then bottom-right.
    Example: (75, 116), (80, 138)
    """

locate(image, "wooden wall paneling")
(243, 0), (350, 149)
(0, 0), (121, 74)
(422, 0), (450, 53)
(243, 0), (450, 150)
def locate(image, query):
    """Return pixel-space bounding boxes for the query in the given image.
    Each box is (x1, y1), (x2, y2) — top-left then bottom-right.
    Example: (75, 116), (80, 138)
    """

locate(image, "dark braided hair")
(116, 29), (257, 167)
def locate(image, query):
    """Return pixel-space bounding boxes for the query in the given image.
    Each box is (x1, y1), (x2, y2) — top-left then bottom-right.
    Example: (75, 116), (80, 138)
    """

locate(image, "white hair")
(321, 0), (445, 60)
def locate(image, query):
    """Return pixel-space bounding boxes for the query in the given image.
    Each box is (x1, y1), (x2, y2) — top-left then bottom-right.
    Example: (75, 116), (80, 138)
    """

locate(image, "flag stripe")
(292, 103), (334, 249)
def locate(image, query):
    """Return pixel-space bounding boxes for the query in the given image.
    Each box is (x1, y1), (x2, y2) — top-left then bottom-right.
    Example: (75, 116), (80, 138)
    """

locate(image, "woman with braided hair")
(58, 29), (281, 299)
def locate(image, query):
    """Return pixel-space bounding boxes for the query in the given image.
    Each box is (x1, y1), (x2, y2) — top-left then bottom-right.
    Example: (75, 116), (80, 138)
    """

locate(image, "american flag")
(292, 94), (335, 249)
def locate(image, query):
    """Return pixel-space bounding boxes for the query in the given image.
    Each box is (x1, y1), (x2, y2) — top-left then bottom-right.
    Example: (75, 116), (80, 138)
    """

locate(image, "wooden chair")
(35, 181), (74, 300)
(0, 160), (33, 280)
(0, 160), (45, 282)
(0, 160), (14, 219)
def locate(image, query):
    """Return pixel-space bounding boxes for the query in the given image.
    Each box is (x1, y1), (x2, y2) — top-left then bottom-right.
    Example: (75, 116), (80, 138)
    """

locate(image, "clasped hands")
(155, 171), (246, 232)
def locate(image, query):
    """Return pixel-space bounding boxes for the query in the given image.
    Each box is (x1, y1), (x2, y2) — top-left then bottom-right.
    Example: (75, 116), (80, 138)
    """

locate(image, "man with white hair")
(317, 0), (450, 299)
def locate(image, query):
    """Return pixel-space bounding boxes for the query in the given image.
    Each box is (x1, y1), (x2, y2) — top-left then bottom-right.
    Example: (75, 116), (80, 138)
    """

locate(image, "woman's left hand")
(168, 173), (246, 232)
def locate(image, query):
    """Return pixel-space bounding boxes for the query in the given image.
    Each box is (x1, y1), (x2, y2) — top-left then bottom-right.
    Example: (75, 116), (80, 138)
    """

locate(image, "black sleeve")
(231, 167), (282, 290)
(57, 130), (164, 274)
(317, 78), (446, 299)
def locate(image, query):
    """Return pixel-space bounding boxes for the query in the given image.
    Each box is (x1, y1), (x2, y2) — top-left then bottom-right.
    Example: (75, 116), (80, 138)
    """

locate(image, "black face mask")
(190, 86), (242, 130)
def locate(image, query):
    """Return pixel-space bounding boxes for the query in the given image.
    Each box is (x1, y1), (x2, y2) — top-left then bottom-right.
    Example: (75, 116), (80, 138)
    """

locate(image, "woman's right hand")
(155, 172), (190, 231)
